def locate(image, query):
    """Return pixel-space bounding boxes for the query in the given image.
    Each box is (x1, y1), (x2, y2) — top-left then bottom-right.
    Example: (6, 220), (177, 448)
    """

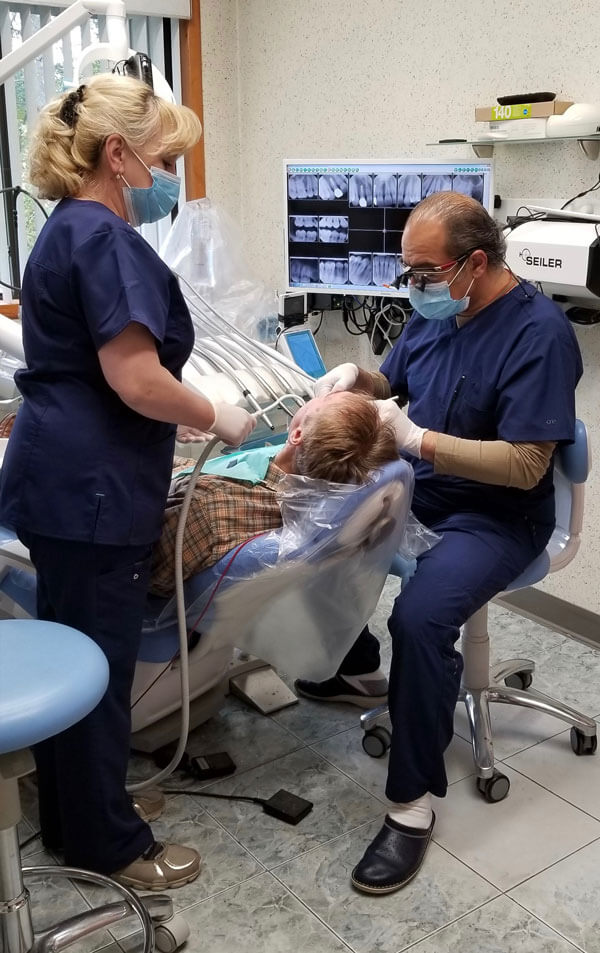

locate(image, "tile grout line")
(496, 757), (600, 824)
(395, 895), (504, 953)
(500, 831), (600, 893)
(268, 867), (358, 953)
(507, 894), (587, 952)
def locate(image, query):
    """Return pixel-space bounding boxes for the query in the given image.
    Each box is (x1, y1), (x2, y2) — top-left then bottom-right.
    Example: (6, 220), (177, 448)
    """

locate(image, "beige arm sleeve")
(433, 435), (556, 490)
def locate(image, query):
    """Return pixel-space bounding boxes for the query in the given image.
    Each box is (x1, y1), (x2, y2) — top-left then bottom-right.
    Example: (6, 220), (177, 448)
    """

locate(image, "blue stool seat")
(0, 619), (109, 754)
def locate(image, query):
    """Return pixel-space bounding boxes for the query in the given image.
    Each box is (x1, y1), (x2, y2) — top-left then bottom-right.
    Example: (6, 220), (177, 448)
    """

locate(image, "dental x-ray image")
(349, 174), (373, 208)
(285, 161), (493, 292)
(372, 254), (397, 287)
(319, 173), (349, 200)
(373, 174), (397, 207)
(422, 174), (453, 199)
(289, 216), (319, 242)
(319, 216), (349, 243)
(319, 259), (349, 284)
(396, 174), (422, 208)
(349, 253), (373, 285)
(453, 174), (484, 203)
(288, 174), (319, 199)
(290, 258), (320, 283)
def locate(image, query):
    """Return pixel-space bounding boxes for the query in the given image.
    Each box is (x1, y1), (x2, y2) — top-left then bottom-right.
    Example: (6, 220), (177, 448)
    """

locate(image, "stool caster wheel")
(362, 726), (391, 758)
(570, 727), (597, 756)
(154, 914), (190, 952)
(505, 671), (533, 690)
(476, 771), (510, 803)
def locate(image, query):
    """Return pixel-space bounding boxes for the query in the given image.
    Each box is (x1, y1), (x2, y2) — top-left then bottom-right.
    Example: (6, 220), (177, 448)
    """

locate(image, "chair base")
(2, 866), (191, 953)
(359, 611), (598, 799)
(0, 761), (189, 953)
(458, 667), (597, 781)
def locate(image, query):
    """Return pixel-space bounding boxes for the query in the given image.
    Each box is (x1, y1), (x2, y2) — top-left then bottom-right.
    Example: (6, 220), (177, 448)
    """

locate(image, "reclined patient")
(150, 391), (398, 596)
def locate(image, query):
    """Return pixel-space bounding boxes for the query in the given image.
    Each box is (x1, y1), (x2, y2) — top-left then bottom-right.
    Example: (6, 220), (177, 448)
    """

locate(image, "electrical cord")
(561, 172), (600, 210)
(342, 294), (409, 354)
(0, 184), (50, 220)
(369, 301), (407, 353)
(503, 206), (547, 235)
(1, 185), (51, 294)
(311, 311), (325, 335)
(161, 788), (264, 805)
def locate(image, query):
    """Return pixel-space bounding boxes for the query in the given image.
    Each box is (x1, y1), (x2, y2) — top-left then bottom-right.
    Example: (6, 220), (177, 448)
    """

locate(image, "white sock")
(388, 793), (433, 830)
(340, 668), (387, 693)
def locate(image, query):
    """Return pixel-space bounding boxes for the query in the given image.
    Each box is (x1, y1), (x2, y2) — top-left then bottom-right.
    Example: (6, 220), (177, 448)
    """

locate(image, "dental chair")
(361, 419), (597, 801)
(131, 455), (415, 745)
(0, 618), (187, 953)
(0, 459), (415, 755)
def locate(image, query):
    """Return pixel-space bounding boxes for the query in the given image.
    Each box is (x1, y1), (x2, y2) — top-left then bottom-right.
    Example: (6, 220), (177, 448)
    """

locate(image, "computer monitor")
(277, 327), (327, 378)
(284, 159), (494, 297)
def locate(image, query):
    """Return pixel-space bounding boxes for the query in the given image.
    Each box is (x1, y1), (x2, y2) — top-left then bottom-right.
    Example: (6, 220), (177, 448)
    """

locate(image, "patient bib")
(177, 445), (280, 485)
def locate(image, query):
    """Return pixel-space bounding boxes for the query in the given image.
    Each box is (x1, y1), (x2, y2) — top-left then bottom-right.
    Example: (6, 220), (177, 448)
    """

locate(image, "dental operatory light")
(0, 0), (174, 98)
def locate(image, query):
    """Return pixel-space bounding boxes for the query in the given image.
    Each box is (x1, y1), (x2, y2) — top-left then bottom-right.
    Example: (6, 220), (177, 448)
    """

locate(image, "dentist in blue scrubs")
(297, 191), (582, 894)
(0, 74), (255, 889)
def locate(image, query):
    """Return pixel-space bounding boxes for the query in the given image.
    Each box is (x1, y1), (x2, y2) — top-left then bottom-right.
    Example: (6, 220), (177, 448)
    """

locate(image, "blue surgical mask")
(121, 150), (180, 226)
(408, 260), (475, 321)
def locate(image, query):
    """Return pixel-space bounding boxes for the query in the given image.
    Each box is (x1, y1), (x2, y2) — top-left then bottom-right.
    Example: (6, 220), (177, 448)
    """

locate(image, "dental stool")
(0, 619), (186, 953)
(361, 419), (597, 802)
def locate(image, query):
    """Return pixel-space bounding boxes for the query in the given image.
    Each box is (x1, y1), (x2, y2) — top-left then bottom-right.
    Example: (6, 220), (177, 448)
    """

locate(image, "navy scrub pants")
(18, 531), (155, 874)
(338, 499), (553, 804)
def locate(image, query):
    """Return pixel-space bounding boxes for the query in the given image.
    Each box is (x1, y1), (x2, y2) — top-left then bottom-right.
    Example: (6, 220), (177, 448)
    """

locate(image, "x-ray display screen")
(284, 160), (494, 297)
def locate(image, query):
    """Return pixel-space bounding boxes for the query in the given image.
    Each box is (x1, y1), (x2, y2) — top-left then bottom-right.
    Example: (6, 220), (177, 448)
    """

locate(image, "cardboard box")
(482, 118), (549, 140)
(475, 100), (573, 122)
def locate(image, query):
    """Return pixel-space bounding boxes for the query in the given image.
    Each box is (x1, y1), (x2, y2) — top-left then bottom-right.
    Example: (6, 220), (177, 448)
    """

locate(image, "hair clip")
(59, 84), (87, 128)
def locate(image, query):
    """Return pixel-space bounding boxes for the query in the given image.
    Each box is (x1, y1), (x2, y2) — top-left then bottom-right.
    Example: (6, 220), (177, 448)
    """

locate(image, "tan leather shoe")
(132, 789), (166, 823)
(113, 842), (201, 890)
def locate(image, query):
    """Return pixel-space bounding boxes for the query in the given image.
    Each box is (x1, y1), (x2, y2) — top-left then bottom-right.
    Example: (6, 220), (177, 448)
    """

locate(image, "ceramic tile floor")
(19, 580), (600, 953)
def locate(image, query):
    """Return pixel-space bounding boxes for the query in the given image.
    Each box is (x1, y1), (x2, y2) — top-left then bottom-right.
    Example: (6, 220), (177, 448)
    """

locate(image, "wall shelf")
(428, 135), (600, 161)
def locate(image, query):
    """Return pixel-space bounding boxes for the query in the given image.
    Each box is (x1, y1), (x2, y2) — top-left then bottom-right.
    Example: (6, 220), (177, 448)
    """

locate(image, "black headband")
(59, 85), (86, 128)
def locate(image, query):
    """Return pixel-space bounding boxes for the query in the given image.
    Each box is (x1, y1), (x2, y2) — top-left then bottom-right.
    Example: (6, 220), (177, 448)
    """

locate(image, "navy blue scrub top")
(380, 283), (583, 527)
(0, 199), (195, 546)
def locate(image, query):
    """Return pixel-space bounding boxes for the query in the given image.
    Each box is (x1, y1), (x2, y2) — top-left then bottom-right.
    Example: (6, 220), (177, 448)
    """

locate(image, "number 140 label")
(492, 104), (532, 120)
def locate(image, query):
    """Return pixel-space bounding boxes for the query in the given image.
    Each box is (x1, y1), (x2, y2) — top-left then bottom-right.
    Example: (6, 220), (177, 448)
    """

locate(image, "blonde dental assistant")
(0, 74), (255, 890)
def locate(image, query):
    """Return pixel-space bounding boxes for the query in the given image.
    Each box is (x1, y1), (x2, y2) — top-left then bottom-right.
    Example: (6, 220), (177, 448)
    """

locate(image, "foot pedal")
(229, 667), (298, 714)
(262, 789), (313, 824)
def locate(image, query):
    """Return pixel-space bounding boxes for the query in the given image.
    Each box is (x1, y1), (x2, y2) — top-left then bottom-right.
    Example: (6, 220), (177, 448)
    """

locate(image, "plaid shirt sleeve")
(150, 460), (284, 596)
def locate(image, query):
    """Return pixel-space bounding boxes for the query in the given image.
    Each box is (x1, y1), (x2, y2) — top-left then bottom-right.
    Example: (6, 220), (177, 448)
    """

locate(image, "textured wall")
(198, 0), (241, 221)
(200, 0), (600, 613)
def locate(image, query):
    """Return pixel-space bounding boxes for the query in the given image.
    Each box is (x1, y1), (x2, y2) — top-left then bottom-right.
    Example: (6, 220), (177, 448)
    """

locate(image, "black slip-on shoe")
(351, 812), (435, 894)
(294, 673), (388, 709)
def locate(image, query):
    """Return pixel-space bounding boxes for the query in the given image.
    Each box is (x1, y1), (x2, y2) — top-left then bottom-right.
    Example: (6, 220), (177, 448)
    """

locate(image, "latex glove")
(314, 362), (359, 397)
(176, 425), (213, 444)
(210, 402), (257, 447)
(376, 398), (426, 458)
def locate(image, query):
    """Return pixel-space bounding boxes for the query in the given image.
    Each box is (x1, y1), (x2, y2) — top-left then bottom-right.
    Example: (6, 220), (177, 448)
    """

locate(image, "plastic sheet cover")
(150, 459), (422, 681)
(159, 198), (278, 340)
